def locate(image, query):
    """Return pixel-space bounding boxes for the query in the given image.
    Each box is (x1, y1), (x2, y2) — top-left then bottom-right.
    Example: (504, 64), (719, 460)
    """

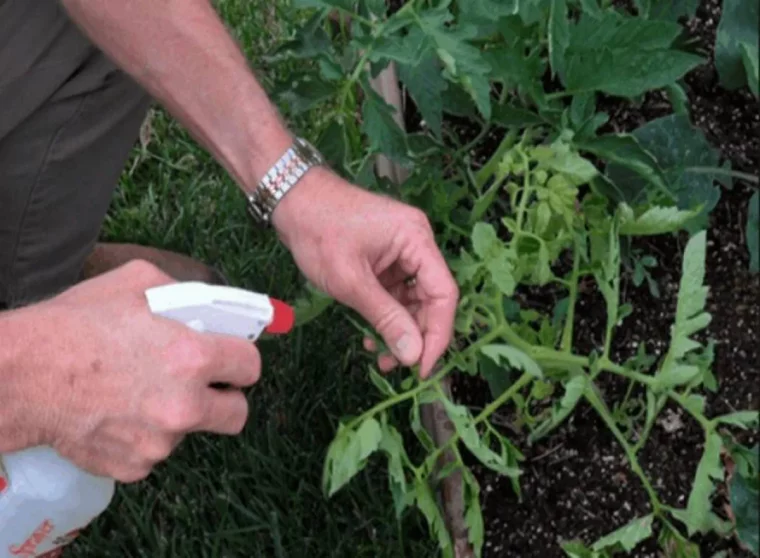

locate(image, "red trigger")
(266, 298), (295, 334)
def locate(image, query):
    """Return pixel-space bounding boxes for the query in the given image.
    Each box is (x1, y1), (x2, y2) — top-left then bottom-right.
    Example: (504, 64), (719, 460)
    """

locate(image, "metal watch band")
(246, 137), (324, 225)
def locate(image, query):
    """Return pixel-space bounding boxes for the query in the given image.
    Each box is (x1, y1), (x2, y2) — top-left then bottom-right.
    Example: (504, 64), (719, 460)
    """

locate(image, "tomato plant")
(275, 1), (759, 556)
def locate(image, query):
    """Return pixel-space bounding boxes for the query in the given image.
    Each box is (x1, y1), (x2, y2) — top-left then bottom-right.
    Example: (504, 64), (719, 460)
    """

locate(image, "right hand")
(25, 260), (261, 483)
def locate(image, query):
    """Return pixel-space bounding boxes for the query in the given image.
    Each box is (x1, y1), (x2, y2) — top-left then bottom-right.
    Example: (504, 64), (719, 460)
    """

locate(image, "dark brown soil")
(446, 0), (760, 556)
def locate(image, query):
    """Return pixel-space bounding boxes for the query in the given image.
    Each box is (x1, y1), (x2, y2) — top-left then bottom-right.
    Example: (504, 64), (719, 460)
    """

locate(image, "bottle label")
(6, 519), (81, 558)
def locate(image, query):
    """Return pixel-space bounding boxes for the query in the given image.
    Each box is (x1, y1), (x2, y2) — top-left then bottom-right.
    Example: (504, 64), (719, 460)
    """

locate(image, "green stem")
(668, 391), (712, 430)
(633, 393), (667, 455)
(423, 371), (535, 468)
(515, 155), (532, 231)
(346, 327), (507, 430)
(584, 384), (663, 513)
(561, 236), (582, 352)
(475, 129), (519, 189)
(687, 166), (759, 185)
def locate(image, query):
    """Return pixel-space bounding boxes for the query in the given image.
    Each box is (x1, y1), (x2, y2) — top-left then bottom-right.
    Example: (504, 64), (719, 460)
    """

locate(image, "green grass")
(68, 2), (437, 557)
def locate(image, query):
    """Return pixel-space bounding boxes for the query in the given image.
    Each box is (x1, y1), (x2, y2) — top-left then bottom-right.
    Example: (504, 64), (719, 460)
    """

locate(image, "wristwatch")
(246, 136), (326, 225)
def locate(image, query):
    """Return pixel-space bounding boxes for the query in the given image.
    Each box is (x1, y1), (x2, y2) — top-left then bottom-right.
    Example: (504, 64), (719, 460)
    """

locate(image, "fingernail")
(395, 334), (414, 362)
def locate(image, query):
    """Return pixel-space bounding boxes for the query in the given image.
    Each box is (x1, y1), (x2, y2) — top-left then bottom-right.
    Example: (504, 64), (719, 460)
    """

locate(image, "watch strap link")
(246, 137), (324, 225)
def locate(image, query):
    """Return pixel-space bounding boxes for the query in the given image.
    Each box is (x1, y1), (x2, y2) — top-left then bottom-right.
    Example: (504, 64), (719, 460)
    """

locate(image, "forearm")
(59, 0), (293, 192)
(0, 307), (48, 452)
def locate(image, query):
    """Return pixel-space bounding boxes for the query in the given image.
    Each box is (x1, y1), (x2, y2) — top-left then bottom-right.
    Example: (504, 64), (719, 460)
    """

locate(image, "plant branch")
(687, 166), (759, 185)
(561, 236), (582, 352)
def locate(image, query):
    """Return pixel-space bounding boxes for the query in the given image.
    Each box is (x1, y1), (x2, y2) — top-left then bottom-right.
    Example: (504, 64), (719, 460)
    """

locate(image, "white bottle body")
(0, 446), (114, 558)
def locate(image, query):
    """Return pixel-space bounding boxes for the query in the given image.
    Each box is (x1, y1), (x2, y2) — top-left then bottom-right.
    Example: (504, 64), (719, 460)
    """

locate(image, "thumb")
(347, 275), (423, 367)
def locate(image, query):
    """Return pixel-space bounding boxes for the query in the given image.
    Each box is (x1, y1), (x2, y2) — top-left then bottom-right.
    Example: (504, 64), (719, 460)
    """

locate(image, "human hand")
(18, 260), (261, 483)
(272, 167), (459, 379)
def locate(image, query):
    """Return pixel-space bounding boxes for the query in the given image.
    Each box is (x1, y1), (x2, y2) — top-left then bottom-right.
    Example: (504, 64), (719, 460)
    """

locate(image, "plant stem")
(584, 383), (663, 513)
(687, 166), (760, 185)
(561, 236), (582, 352)
(668, 390), (712, 430)
(515, 155), (532, 231)
(423, 371), (535, 468)
(346, 327), (507, 430)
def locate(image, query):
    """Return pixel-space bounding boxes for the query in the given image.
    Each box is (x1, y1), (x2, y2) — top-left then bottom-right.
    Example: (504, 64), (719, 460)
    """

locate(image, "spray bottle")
(0, 282), (295, 557)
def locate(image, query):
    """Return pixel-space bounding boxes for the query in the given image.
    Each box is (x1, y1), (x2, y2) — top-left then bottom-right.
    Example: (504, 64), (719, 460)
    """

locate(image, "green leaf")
(579, 0), (604, 19)
(713, 411), (760, 430)
(570, 92), (597, 130)
(274, 72), (335, 115)
(658, 524), (700, 558)
(671, 230), (710, 360)
(417, 6), (493, 119)
(591, 514), (654, 553)
(748, 191), (759, 273)
(561, 540), (603, 558)
(398, 49), (447, 140)
(378, 417), (413, 519)
(619, 204), (700, 236)
(414, 477), (453, 552)
(486, 253), (518, 296)
(461, 469), (485, 555)
(316, 120), (348, 171)
(577, 134), (674, 205)
(491, 105), (545, 128)
(293, 283), (334, 327)
(715, 0), (759, 90)
(529, 374), (587, 443)
(481, 344), (543, 379)
(441, 397), (521, 477)
(549, 0), (570, 80)
(361, 82), (409, 162)
(606, 114), (724, 223)
(369, 367), (396, 397)
(730, 468), (759, 556)
(741, 42), (759, 98)
(683, 430), (725, 535)
(322, 418), (383, 497)
(646, 0), (699, 21)
(292, 0), (354, 8)
(478, 351), (515, 400)
(665, 82), (690, 115)
(532, 139), (599, 185)
(563, 15), (704, 97)
(472, 222), (500, 259)
(459, 0), (520, 20)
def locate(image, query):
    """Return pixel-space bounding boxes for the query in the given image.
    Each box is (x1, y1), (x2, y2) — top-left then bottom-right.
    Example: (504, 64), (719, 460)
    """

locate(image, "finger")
(198, 388), (250, 435)
(363, 337), (377, 352)
(377, 352), (398, 373)
(346, 271), (423, 368)
(200, 334), (262, 388)
(412, 238), (459, 378)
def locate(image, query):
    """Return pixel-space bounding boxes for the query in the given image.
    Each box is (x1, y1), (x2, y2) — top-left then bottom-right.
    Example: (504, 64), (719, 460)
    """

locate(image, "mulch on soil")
(440, 1), (759, 556)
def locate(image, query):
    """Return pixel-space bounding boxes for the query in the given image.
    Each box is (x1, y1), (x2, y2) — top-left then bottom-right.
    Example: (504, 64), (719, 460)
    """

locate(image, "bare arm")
(59, 0), (292, 193)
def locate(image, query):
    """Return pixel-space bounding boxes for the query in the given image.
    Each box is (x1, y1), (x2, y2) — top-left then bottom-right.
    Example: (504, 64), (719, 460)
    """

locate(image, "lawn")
(68, 1), (435, 556)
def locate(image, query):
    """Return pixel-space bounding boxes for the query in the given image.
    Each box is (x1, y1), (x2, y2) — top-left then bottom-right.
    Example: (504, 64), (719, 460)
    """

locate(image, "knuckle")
(406, 207), (431, 228)
(166, 335), (214, 377)
(157, 397), (204, 433)
(124, 259), (168, 285)
(141, 437), (174, 462)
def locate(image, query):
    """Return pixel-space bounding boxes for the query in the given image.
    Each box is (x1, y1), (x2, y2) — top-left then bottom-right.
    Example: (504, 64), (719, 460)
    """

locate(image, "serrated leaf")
(619, 205), (700, 236)
(479, 351), (515, 400)
(529, 374), (587, 443)
(715, 0), (759, 90)
(472, 222), (501, 259)
(415, 477), (453, 552)
(748, 191), (759, 273)
(399, 46), (447, 139)
(323, 418), (383, 497)
(417, 6), (493, 119)
(491, 104), (545, 127)
(730, 469), (760, 556)
(481, 344), (543, 379)
(579, 0), (604, 19)
(658, 524), (700, 558)
(487, 253), (518, 296)
(361, 82), (409, 162)
(316, 120), (348, 170)
(441, 397), (522, 477)
(533, 139), (599, 185)
(459, 0), (520, 20)
(274, 72), (335, 115)
(592, 514), (654, 553)
(684, 430), (725, 535)
(563, 15), (704, 97)
(606, 114), (724, 226)
(378, 417), (413, 519)
(713, 411), (760, 430)
(549, 0), (570, 80)
(461, 469), (485, 556)
(577, 134), (674, 205)
(561, 540), (602, 558)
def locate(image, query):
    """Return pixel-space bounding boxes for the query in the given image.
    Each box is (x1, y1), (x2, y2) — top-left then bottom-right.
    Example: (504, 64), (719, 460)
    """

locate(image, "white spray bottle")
(0, 282), (294, 557)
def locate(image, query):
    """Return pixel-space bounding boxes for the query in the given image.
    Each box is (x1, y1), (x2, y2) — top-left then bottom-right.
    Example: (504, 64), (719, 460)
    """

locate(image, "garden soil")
(440, 1), (759, 556)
